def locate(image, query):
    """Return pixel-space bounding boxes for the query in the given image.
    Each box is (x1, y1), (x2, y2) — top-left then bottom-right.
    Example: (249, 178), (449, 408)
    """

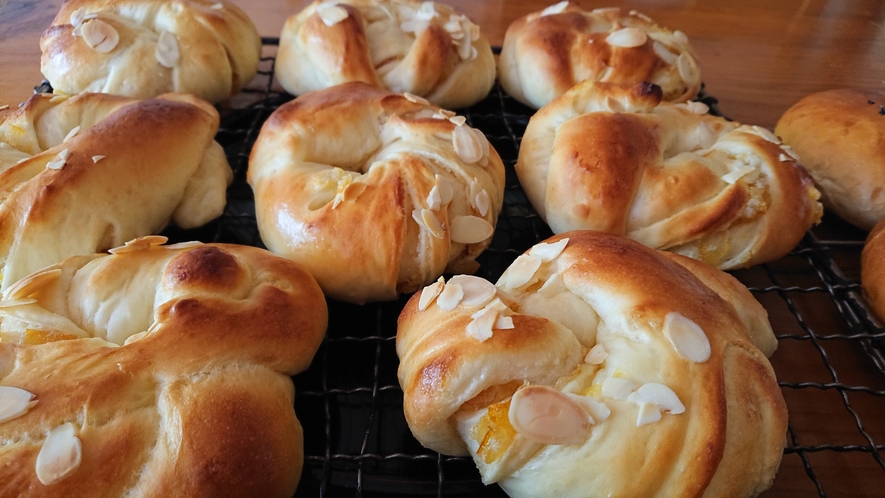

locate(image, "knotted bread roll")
(397, 230), (786, 498)
(40, 0), (261, 103)
(499, 2), (701, 109)
(248, 82), (504, 304)
(0, 92), (231, 292)
(517, 81), (822, 269)
(775, 88), (885, 230)
(0, 237), (327, 496)
(277, 0), (496, 109)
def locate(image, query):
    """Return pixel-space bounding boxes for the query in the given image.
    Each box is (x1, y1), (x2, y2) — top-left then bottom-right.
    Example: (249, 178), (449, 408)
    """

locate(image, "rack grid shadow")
(151, 39), (885, 497)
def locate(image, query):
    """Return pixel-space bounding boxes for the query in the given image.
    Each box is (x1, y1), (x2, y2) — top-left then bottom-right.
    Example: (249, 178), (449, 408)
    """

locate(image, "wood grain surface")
(1, 1), (884, 497)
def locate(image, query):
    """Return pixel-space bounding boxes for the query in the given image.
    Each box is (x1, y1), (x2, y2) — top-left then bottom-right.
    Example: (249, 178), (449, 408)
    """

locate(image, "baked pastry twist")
(40, 0), (261, 103)
(397, 230), (786, 498)
(775, 88), (885, 230)
(0, 92), (231, 291)
(0, 237), (327, 497)
(248, 82), (505, 303)
(499, 3), (701, 109)
(517, 81), (822, 269)
(277, 0), (496, 109)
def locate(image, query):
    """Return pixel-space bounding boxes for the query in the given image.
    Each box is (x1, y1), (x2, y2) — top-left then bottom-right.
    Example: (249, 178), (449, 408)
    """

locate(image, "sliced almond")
(155, 31), (180, 68)
(466, 306), (497, 341)
(629, 10), (654, 23)
(448, 115), (467, 127)
(528, 237), (569, 262)
(628, 383), (685, 414)
(3, 268), (62, 301)
(652, 40), (678, 65)
(426, 184), (442, 210)
(566, 393), (610, 423)
(69, 7), (85, 27)
(36, 422), (82, 485)
(538, 272), (564, 298)
(0, 298), (37, 309)
(63, 126), (80, 143)
(416, 1), (437, 21)
(781, 144), (799, 161)
(211, 2), (224, 9)
(495, 315), (514, 330)
(677, 52), (699, 82)
(418, 277), (445, 311)
(81, 19), (119, 53)
(541, 1), (569, 16)
(673, 29), (688, 46)
(435, 175), (454, 204)
(584, 344), (608, 365)
(503, 254), (542, 289)
(508, 385), (592, 445)
(601, 377), (636, 400)
(46, 149), (70, 170)
(404, 92), (430, 105)
(457, 35), (473, 60)
(473, 189), (490, 217)
(91, 155), (105, 163)
(778, 153), (790, 162)
(108, 235), (168, 254)
(0, 386), (37, 424)
(317, 4), (349, 26)
(606, 27), (648, 48)
(450, 215), (493, 244)
(448, 275), (496, 308)
(421, 209), (444, 238)
(721, 165), (756, 185)
(0, 105), (8, 111)
(342, 181), (366, 202)
(436, 282), (464, 311)
(663, 312), (711, 363)
(636, 401), (662, 426)
(164, 241), (204, 250)
(750, 125), (780, 144)
(452, 124), (483, 164)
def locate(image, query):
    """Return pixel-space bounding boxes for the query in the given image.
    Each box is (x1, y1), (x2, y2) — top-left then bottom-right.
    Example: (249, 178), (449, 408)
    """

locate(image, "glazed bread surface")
(40, 0), (261, 103)
(277, 0), (496, 109)
(397, 230), (787, 498)
(0, 92), (232, 292)
(775, 88), (885, 230)
(516, 81), (822, 269)
(0, 238), (328, 497)
(248, 82), (505, 303)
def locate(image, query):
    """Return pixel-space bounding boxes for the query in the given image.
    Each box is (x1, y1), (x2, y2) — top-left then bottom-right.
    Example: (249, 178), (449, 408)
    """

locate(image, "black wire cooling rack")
(151, 39), (885, 497)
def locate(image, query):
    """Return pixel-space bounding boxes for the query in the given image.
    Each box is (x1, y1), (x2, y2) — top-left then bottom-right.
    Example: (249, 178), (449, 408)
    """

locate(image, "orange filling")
(0, 329), (81, 345)
(471, 399), (516, 464)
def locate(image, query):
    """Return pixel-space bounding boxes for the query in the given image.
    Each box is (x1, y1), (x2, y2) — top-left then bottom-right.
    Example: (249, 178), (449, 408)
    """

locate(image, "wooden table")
(2, 1), (885, 497)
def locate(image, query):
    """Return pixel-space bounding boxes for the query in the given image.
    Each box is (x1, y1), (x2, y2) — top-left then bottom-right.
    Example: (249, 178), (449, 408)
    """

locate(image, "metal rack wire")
(175, 40), (885, 497)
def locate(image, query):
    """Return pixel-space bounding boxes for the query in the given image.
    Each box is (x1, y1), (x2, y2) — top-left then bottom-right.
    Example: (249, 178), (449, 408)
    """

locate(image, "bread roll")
(517, 81), (822, 269)
(397, 230), (787, 498)
(499, 3), (700, 109)
(862, 218), (885, 323)
(248, 82), (505, 304)
(277, 0), (496, 109)
(40, 0), (260, 103)
(0, 237), (327, 497)
(0, 92), (232, 291)
(775, 88), (885, 230)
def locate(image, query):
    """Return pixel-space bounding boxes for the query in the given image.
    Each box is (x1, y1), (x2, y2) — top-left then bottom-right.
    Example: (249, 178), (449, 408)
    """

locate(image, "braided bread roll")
(277, 0), (496, 109)
(499, 3), (701, 109)
(40, 0), (261, 103)
(397, 231), (786, 497)
(0, 92), (231, 292)
(0, 237), (327, 497)
(517, 81), (822, 270)
(248, 82), (505, 304)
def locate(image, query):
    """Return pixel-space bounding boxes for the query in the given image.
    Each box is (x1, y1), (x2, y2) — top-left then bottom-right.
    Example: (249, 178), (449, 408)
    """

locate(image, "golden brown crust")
(0, 241), (327, 497)
(498, 5), (701, 109)
(248, 82), (505, 303)
(276, 0), (496, 109)
(775, 88), (885, 230)
(397, 230), (786, 497)
(0, 92), (232, 292)
(517, 81), (822, 270)
(861, 219), (885, 323)
(39, 0), (261, 103)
